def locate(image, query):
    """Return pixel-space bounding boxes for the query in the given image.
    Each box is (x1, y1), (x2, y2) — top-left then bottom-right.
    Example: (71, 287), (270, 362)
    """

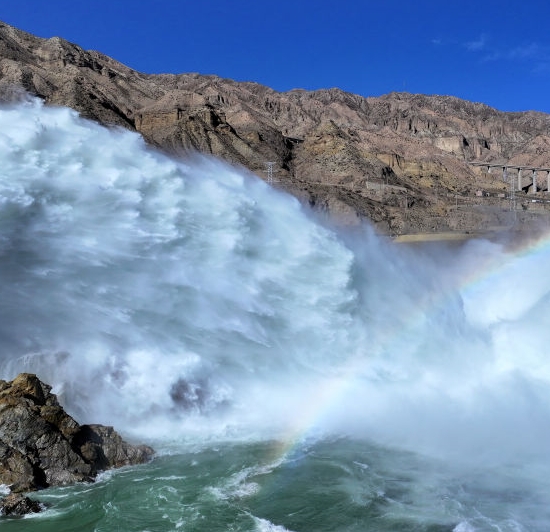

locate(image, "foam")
(2, 98), (550, 472)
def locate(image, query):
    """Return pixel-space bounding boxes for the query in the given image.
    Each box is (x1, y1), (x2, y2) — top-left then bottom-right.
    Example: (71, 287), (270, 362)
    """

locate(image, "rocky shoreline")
(0, 373), (154, 516)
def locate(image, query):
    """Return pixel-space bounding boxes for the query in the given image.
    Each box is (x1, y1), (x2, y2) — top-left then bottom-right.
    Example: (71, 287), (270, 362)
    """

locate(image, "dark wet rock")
(74, 424), (154, 471)
(0, 373), (154, 515)
(0, 493), (42, 516)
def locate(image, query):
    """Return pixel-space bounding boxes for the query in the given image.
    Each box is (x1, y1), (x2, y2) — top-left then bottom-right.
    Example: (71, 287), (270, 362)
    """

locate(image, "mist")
(1, 97), (550, 473)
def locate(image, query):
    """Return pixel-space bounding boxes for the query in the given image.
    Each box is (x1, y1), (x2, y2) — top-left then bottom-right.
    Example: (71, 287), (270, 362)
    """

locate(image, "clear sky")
(2, 1), (550, 113)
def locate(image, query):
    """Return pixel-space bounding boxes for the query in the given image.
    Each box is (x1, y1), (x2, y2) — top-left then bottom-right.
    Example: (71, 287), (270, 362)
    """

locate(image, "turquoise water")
(4, 438), (549, 531)
(2, 98), (550, 530)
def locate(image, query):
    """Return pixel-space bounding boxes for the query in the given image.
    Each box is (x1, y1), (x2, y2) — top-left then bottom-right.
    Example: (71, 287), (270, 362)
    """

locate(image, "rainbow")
(261, 228), (550, 466)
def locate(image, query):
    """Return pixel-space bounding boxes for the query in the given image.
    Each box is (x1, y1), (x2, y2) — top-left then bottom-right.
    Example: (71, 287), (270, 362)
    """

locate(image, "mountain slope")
(2, 20), (550, 235)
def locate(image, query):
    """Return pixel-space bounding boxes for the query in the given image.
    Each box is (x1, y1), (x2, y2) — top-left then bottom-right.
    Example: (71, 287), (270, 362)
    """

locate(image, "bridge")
(469, 162), (550, 194)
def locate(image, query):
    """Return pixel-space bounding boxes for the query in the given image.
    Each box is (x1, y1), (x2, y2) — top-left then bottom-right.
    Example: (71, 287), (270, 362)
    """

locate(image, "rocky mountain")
(2, 20), (550, 235)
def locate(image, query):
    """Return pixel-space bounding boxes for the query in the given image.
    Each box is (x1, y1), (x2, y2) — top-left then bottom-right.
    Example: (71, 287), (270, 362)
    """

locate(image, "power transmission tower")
(265, 162), (275, 185)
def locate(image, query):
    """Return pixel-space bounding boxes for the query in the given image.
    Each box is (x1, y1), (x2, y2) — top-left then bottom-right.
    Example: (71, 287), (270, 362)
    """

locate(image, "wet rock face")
(0, 373), (154, 514)
(0, 493), (42, 516)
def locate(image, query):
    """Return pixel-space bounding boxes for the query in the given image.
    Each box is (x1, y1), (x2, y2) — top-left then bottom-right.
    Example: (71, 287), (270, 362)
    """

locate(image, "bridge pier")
(469, 163), (550, 193)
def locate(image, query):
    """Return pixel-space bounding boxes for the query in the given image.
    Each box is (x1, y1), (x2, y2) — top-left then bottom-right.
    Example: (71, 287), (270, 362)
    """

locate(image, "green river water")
(3, 438), (548, 532)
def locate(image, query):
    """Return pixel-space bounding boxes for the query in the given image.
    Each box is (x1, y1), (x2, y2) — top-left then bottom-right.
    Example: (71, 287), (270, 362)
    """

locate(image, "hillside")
(2, 20), (550, 235)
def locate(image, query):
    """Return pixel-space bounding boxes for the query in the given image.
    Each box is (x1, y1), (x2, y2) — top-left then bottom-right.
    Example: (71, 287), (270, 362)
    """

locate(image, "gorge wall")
(2, 20), (550, 235)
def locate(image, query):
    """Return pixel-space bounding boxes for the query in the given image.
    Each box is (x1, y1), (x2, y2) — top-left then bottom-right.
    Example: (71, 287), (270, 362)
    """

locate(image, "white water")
(1, 96), (550, 479)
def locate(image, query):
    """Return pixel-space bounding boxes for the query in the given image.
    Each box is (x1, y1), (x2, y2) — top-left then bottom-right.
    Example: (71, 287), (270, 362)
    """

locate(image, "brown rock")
(0, 373), (154, 507)
(0, 442), (35, 493)
(2, 19), (550, 234)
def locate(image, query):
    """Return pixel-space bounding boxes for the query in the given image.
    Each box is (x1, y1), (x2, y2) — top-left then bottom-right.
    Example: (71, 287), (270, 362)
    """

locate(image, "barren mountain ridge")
(2, 20), (550, 235)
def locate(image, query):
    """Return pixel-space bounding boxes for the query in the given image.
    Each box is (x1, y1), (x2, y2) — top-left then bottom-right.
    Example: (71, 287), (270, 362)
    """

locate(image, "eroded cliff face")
(2, 20), (550, 234)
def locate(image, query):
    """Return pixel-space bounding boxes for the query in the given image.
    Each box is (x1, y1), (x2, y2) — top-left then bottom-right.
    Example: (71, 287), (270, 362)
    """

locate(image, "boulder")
(0, 493), (42, 516)
(0, 373), (154, 514)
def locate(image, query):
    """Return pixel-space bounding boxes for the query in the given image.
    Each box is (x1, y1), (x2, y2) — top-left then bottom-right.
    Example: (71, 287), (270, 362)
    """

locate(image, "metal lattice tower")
(266, 162), (275, 185)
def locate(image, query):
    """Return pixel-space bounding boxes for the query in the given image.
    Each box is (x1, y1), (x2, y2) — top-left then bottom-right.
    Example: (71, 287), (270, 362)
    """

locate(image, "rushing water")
(1, 97), (550, 531)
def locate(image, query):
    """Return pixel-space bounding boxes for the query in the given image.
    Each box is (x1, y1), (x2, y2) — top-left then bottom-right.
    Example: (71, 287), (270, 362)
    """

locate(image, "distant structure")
(265, 161), (275, 185)
(469, 161), (550, 211)
(469, 162), (550, 194)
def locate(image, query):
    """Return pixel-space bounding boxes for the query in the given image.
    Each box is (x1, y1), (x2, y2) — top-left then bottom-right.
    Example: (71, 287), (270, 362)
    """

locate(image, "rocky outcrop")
(0, 373), (154, 515)
(2, 20), (550, 234)
(0, 493), (42, 516)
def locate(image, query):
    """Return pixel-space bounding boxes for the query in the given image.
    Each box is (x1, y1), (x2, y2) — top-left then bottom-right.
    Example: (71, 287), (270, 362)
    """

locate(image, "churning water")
(1, 97), (550, 531)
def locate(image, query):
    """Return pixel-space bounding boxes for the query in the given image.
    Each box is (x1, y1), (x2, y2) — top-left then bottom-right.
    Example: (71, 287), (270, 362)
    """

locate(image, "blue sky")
(3, 1), (550, 113)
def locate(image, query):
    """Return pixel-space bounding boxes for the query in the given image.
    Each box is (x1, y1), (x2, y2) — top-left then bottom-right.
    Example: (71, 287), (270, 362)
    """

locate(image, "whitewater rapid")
(1, 96), (550, 471)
